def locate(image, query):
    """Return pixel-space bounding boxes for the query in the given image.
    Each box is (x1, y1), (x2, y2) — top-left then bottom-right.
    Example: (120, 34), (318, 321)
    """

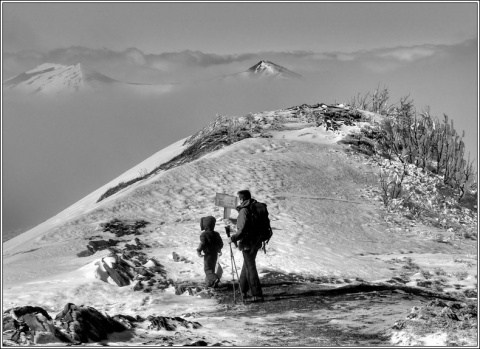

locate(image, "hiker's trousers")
(239, 249), (263, 297)
(203, 253), (219, 287)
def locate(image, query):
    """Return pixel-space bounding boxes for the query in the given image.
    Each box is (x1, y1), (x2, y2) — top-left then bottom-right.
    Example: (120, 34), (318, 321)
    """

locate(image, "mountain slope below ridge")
(2, 106), (477, 346)
(2, 135), (469, 283)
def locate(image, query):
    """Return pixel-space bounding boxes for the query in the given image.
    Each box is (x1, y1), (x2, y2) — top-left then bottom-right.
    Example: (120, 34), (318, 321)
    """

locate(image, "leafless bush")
(454, 259), (475, 268)
(434, 267), (447, 276)
(453, 271), (469, 281)
(378, 162), (409, 208)
(348, 85), (395, 115)
(402, 257), (420, 271)
(348, 92), (370, 110)
(420, 269), (433, 279)
(370, 85), (394, 115)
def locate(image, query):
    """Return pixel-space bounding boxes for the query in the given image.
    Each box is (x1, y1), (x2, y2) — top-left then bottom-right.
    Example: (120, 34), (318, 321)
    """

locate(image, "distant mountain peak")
(216, 60), (302, 82)
(3, 63), (87, 95)
(245, 60), (302, 79)
(3, 63), (174, 96)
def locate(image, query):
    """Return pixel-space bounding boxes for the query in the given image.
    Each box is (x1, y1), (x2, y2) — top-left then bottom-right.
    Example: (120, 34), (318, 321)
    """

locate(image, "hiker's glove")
(197, 252), (203, 258)
(227, 237), (232, 244)
(218, 251), (222, 256)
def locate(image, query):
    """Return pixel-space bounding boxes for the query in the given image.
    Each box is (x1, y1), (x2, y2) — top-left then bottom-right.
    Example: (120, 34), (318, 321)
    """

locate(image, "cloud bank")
(3, 39), (475, 83)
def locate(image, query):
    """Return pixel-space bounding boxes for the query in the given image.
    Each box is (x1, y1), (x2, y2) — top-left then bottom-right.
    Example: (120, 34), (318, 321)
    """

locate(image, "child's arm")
(196, 233), (206, 257)
(215, 232), (223, 255)
(217, 232), (224, 250)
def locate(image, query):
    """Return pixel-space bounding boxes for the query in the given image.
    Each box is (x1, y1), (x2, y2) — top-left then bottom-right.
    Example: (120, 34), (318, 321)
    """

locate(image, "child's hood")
(200, 216), (216, 231)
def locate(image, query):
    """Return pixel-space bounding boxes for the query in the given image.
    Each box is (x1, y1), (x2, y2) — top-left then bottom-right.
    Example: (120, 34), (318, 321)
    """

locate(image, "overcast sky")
(3, 2), (477, 54)
(2, 1), (478, 234)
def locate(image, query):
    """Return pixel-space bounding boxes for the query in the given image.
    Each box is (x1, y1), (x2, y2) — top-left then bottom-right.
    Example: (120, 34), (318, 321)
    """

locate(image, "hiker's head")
(200, 216), (216, 231)
(237, 190), (251, 203)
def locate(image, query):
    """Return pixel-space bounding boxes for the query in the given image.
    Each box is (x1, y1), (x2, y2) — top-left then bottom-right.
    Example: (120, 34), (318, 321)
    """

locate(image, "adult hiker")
(197, 216), (223, 288)
(228, 190), (264, 302)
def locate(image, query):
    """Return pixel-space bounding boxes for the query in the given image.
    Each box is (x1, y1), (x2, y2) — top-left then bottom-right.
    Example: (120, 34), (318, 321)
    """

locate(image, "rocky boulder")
(3, 306), (74, 345)
(55, 303), (127, 343)
(147, 315), (202, 331)
(77, 239), (120, 257)
(101, 218), (149, 237)
(93, 249), (167, 288)
(125, 237), (150, 250)
(95, 255), (134, 286)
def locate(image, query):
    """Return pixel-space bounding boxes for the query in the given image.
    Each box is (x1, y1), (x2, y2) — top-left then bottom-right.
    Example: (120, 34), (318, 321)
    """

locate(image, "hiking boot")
(212, 279), (220, 289)
(245, 296), (264, 303)
(241, 293), (250, 300)
(252, 296), (264, 303)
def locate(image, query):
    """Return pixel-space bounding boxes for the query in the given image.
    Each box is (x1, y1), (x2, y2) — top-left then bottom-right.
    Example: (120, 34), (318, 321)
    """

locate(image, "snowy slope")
(2, 137), (189, 254)
(3, 63), (175, 95)
(2, 106), (476, 346)
(3, 106), (380, 286)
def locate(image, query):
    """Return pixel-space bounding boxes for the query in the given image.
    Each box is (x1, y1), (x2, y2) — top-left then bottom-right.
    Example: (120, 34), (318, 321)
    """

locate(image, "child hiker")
(197, 216), (223, 288)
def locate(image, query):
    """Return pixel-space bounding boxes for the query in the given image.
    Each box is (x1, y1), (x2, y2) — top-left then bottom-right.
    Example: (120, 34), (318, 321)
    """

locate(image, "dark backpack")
(248, 202), (273, 253)
(204, 231), (223, 253)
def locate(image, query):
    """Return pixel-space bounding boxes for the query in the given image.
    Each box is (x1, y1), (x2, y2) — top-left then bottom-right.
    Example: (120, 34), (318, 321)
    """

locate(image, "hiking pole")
(225, 226), (244, 304)
(229, 248), (244, 303)
(229, 242), (236, 304)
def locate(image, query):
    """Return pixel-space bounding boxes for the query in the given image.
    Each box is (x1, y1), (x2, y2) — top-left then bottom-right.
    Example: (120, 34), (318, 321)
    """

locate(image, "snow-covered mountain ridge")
(2, 102), (374, 271)
(2, 63), (174, 95)
(2, 102), (477, 346)
(3, 63), (85, 94)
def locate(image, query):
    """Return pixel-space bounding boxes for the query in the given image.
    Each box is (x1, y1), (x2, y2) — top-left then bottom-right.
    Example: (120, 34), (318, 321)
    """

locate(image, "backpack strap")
(266, 226), (272, 244)
(261, 226), (273, 254)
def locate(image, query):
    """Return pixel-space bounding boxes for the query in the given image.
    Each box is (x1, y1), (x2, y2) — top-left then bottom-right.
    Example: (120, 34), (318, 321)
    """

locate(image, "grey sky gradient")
(2, 1), (478, 235)
(3, 2), (477, 54)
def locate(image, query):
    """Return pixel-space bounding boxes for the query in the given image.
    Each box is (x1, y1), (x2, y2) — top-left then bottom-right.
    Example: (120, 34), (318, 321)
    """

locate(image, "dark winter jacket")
(197, 216), (224, 254)
(231, 199), (262, 251)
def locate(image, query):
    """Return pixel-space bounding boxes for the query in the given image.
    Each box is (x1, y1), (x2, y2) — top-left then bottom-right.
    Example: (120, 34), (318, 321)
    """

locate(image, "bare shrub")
(420, 269), (433, 279)
(453, 271), (469, 281)
(351, 88), (477, 202)
(434, 267), (447, 276)
(378, 162), (409, 209)
(402, 257), (420, 271)
(138, 168), (148, 177)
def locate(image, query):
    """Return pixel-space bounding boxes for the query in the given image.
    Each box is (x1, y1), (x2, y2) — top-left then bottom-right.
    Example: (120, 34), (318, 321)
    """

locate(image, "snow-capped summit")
(3, 63), (86, 95)
(3, 63), (175, 96)
(218, 60), (302, 81)
(245, 60), (302, 79)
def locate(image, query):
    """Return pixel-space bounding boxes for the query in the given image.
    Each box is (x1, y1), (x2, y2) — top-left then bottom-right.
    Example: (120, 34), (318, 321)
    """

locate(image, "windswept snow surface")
(2, 108), (476, 346)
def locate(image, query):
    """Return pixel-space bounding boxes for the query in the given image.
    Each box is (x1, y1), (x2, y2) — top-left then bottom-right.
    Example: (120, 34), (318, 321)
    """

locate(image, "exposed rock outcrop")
(147, 315), (202, 331)
(101, 219), (149, 237)
(3, 304), (203, 345)
(55, 303), (127, 343)
(3, 306), (74, 345)
(91, 241), (167, 288)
